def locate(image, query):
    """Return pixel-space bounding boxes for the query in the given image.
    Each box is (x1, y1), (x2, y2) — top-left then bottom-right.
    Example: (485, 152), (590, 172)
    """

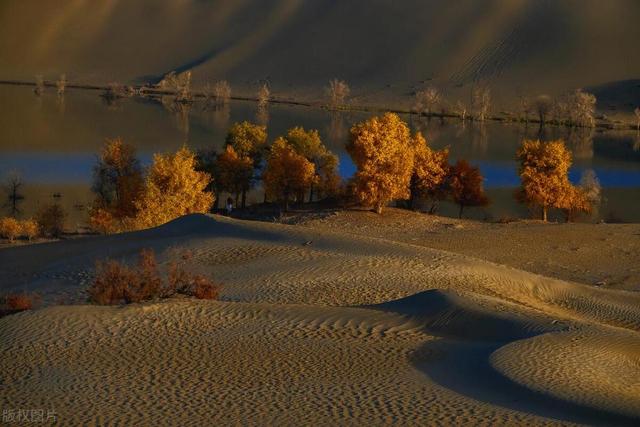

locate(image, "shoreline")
(1, 79), (637, 132)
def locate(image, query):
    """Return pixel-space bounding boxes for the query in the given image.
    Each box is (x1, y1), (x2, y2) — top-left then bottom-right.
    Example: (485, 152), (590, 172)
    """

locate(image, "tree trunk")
(241, 188), (247, 209)
(235, 193), (239, 208)
(375, 204), (383, 214)
(214, 190), (220, 210)
(308, 185), (314, 203)
(458, 204), (464, 218)
(542, 206), (548, 222)
(284, 193), (289, 212)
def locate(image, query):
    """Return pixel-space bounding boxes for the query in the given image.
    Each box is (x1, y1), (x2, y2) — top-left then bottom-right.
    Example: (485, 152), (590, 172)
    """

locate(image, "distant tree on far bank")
(347, 113), (415, 214)
(471, 86), (491, 121)
(516, 139), (591, 222)
(257, 84), (270, 108)
(449, 160), (489, 218)
(534, 95), (553, 127)
(326, 79), (350, 109)
(414, 87), (441, 116)
(263, 138), (316, 211)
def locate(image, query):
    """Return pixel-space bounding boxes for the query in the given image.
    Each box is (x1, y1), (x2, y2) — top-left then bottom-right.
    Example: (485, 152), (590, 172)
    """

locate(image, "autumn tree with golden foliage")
(90, 138), (144, 234)
(557, 185), (591, 222)
(516, 139), (589, 221)
(263, 138), (316, 211)
(20, 219), (39, 240)
(225, 121), (268, 207)
(347, 113), (415, 214)
(282, 127), (340, 201)
(449, 160), (489, 218)
(134, 147), (214, 229)
(216, 146), (254, 206)
(0, 217), (21, 242)
(410, 132), (450, 210)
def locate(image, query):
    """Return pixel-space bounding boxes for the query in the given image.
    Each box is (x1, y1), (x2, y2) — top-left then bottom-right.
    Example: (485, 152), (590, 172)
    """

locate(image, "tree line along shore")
(1, 69), (639, 131)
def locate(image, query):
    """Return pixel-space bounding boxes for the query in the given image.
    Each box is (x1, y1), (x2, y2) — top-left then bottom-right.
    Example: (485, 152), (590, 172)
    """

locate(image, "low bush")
(20, 219), (39, 240)
(87, 249), (220, 305)
(36, 204), (66, 238)
(1, 293), (39, 316)
(0, 217), (21, 242)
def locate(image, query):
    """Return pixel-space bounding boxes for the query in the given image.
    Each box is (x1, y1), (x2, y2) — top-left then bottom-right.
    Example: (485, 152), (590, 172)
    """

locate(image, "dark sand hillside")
(1, 0), (639, 110)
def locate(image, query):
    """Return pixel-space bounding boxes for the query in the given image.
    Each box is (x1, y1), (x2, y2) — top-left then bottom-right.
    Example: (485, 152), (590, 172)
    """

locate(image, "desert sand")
(1, 1), (639, 110)
(1, 212), (639, 425)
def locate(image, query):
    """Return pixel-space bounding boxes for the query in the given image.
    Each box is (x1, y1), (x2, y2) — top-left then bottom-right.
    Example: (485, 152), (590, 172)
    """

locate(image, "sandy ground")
(1, 213), (639, 425)
(294, 208), (640, 291)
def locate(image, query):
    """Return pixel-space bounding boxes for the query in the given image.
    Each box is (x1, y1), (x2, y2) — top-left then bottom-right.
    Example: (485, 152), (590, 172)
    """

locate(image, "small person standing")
(225, 197), (233, 215)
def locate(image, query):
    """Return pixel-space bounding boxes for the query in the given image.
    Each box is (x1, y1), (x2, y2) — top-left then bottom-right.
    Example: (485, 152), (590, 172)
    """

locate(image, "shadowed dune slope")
(1, 0), (639, 107)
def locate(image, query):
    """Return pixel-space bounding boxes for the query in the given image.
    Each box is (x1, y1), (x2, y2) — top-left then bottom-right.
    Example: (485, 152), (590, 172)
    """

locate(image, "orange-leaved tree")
(282, 126), (340, 201)
(225, 122), (268, 207)
(516, 139), (587, 221)
(557, 185), (592, 222)
(263, 137), (316, 211)
(347, 112), (415, 214)
(134, 147), (214, 229)
(449, 160), (489, 218)
(90, 138), (144, 234)
(216, 145), (254, 207)
(410, 132), (450, 210)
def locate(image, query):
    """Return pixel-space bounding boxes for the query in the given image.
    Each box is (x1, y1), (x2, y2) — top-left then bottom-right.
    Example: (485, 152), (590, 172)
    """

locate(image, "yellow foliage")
(134, 147), (214, 228)
(225, 121), (267, 164)
(516, 139), (588, 221)
(347, 113), (414, 213)
(20, 219), (39, 240)
(411, 132), (449, 199)
(283, 126), (340, 200)
(263, 138), (316, 209)
(557, 185), (592, 222)
(216, 145), (254, 198)
(0, 217), (21, 242)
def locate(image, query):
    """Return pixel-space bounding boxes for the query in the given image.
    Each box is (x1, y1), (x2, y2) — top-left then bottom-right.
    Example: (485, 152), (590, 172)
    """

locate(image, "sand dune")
(1, 214), (639, 425)
(1, 1), (639, 108)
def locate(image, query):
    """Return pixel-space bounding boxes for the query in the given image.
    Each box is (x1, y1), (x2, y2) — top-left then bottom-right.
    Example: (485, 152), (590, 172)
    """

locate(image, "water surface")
(1, 85), (639, 226)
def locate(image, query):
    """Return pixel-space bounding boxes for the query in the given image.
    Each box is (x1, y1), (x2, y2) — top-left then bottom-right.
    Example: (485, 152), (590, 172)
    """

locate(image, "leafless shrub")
(56, 74), (66, 95)
(325, 79), (350, 108)
(580, 169), (601, 208)
(453, 101), (467, 121)
(159, 70), (192, 102)
(518, 96), (531, 124)
(213, 80), (231, 105)
(257, 83), (270, 108)
(3, 170), (24, 216)
(102, 83), (128, 104)
(471, 86), (491, 121)
(414, 87), (440, 116)
(34, 75), (44, 95)
(534, 95), (553, 126)
(566, 89), (596, 127)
